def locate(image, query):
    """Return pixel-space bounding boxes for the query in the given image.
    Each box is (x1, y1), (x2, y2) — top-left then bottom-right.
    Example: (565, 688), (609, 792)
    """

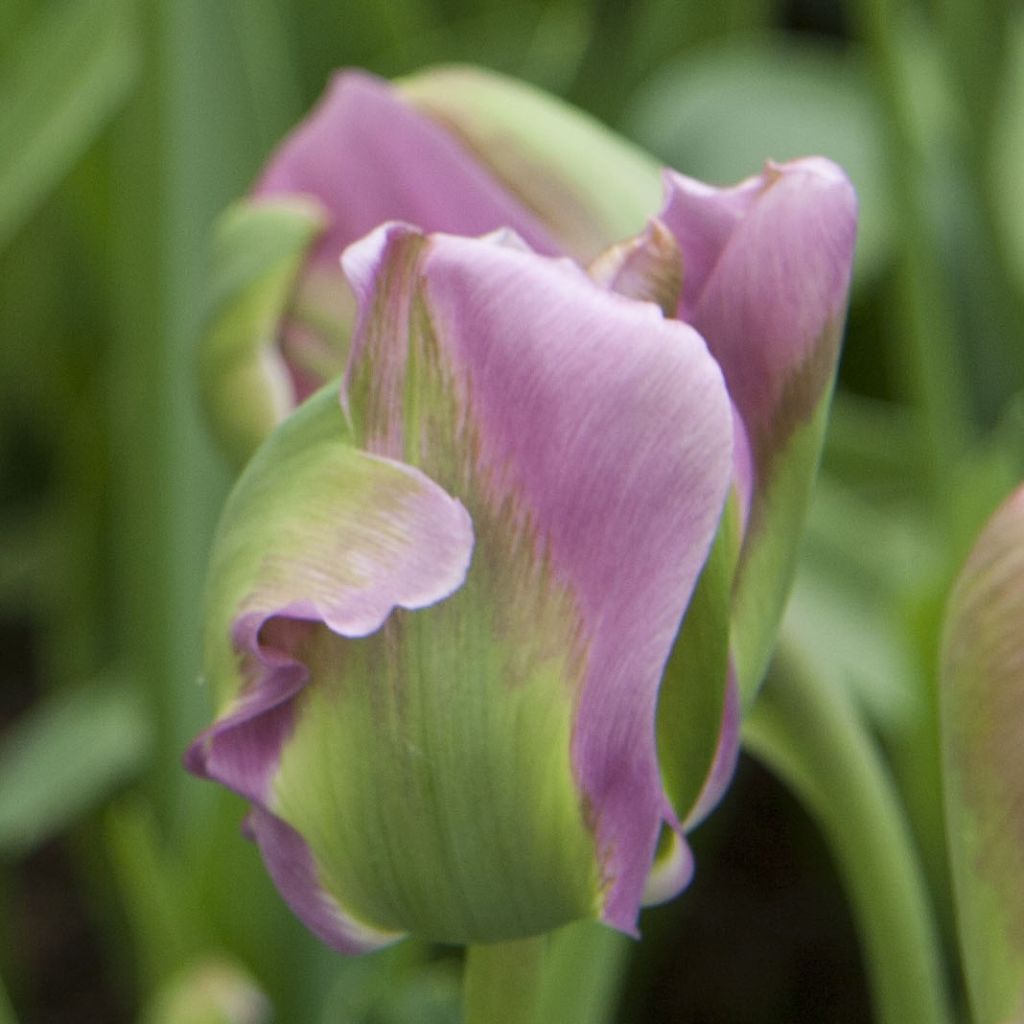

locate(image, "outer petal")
(199, 198), (327, 465)
(661, 158), (857, 698)
(255, 70), (560, 263)
(185, 384), (473, 951)
(283, 223), (733, 940)
(655, 493), (743, 835)
(941, 485), (1024, 1024)
(398, 65), (664, 263)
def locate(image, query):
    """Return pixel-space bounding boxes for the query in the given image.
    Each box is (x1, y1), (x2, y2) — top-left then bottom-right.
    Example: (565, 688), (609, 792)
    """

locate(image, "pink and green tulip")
(188, 224), (735, 948)
(190, 66), (857, 950)
(941, 484), (1024, 1024)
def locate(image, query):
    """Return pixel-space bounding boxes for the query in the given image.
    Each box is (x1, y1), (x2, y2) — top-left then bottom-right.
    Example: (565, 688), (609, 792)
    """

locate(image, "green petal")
(199, 198), (326, 466)
(656, 492), (740, 822)
(733, 382), (838, 702)
(202, 382), (472, 716)
(397, 65), (663, 262)
(268, 566), (603, 943)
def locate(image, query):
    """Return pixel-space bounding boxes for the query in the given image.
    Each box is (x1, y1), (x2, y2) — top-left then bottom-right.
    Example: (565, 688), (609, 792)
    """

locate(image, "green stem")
(464, 937), (547, 1024)
(743, 641), (953, 1024)
(852, 0), (972, 526)
(539, 922), (631, 1024)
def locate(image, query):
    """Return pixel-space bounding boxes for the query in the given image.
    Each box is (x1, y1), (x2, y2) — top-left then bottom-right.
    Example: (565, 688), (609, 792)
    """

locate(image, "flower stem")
(539, 921), (631, 1024)
(743, 640), (953, 1024)
(852, 0), (972, 528)
(463, 937), (547, 1024)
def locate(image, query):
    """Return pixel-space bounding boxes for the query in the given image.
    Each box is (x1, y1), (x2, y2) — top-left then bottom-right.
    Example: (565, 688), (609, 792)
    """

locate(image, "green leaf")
(993, 20), (1024, 265)
(625, 34), (889, 284)
(784, 559), (919, 736)
(0, 672), (152, 857)
(0, 0), (139, 253)
(744, 640), (953, 1024)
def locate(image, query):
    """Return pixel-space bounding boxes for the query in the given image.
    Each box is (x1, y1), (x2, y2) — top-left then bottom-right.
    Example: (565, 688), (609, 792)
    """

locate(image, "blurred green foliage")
(1, 0), (1022, 1021)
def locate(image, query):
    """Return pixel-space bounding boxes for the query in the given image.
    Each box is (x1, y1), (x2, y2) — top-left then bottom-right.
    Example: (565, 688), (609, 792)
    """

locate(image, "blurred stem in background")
(932, 0), (1024, 426)
(0, 974), (17, 1024)
(745, 640), (954, 1024)
(851, 0), (971, 528)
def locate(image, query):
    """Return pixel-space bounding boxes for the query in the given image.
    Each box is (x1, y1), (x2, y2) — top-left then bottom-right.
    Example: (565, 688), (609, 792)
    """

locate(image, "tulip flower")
(190, 66), (857, 953)
(188, 223), (735, 948)
(941, 484), (1024, 1024)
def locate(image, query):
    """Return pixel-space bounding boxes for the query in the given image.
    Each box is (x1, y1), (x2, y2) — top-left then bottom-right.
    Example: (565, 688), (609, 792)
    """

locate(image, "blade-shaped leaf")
(0, 672), (151, 857)
(0, 0), (139, 252)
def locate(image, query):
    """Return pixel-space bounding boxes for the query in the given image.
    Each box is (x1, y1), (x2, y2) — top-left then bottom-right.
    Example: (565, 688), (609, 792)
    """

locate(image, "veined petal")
(665, 158), (856, 450)
(293, 223), (734, 939)
(199, 198), (327, 465)
(186, 383), (473, 807)
(661, 158), (857, 697)
(941, 485), (1024, 1024)
(659, 171), (762, 322)
(247, 807), (403, 954)
(239, 72), (563, 424)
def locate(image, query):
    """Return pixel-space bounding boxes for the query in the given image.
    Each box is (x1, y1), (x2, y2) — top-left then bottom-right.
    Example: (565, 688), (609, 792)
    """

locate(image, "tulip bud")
(941, 484), (1024, 1024)
(187, 224), (734, 949)
(190, 63), (858, 951)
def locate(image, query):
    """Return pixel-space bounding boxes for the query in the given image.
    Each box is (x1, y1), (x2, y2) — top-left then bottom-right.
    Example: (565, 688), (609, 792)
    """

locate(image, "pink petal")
(254, 71), (560, 267)
(661, 158), (857, 461)
(342, 224), (735, 933)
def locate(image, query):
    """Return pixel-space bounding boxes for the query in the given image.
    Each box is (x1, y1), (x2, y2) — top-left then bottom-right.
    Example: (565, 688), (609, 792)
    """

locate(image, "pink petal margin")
(247, 806), (403, 954)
